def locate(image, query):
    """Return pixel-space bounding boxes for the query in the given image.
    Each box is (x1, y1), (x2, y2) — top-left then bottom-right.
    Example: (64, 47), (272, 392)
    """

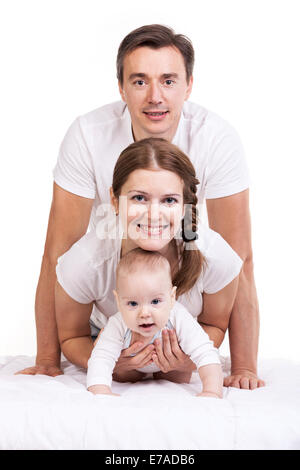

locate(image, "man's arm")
(206, 189), (265, 389)
(16, 183), (94, 376)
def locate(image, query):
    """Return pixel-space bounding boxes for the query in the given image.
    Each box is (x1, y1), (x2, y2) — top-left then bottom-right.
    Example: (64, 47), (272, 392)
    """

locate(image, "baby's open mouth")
(139, 323), (155, 329)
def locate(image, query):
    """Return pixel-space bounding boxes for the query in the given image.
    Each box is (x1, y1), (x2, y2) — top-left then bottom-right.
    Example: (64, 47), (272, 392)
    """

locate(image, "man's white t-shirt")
(53, 101), (250, 230)
(86, 302), (221, 389)
(56, 223), (243, 330)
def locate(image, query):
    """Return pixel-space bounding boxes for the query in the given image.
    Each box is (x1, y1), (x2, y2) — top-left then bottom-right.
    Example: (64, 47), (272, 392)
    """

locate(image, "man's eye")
(165, 79), (174, 86)
(151, 299), (161, 305)
(128, 301), (138, 307)
(134, 80), (145, 86)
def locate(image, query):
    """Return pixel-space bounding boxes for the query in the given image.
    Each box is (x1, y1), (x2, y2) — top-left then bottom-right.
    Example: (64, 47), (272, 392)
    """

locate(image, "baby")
(87, 248), (223, 398)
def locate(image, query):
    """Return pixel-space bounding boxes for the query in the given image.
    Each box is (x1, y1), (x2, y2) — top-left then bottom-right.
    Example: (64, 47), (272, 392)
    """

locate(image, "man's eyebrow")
(128, 72), (179, 80)
(128, 73), (147, 80)
(162, 73), (179, 79)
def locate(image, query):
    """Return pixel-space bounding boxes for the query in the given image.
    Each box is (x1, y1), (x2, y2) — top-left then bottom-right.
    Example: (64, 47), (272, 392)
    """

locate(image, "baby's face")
(114, 267), (176, 337)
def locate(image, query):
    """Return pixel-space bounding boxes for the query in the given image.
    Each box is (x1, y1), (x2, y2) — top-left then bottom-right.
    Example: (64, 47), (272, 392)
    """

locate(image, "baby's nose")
(140, 305), (151, 317)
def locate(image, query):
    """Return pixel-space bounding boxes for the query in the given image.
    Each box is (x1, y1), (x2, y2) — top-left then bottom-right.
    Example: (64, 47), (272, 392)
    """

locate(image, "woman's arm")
(55, 281), (94, 368)
(199, 276), (239, 348)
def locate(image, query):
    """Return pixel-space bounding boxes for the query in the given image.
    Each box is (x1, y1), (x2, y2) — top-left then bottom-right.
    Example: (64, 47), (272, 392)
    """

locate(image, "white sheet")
(0, 355), (300, 450)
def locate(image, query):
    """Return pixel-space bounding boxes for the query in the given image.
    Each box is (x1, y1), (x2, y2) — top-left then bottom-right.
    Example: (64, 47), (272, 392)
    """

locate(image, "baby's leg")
(153, 370), (192, 384)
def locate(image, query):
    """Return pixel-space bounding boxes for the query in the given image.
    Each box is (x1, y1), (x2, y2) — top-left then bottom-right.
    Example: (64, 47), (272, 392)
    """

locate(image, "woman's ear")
(110, 187), (119, 215)
(113, 289), (120, 310)
(171, 285), (177, 306)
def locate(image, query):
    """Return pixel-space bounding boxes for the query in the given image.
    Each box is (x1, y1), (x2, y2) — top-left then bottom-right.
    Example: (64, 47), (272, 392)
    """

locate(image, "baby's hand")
(197, 391), (222, 399)
(87, 384), (120, 396)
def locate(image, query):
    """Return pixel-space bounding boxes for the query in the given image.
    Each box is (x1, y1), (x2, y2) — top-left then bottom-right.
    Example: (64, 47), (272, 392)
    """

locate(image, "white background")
(0, 0), (299, 363)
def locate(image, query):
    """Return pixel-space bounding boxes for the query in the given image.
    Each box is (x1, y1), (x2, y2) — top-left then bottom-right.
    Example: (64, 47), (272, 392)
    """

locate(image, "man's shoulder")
(78, 101), (128, 127)
(183, 101), (239, 136)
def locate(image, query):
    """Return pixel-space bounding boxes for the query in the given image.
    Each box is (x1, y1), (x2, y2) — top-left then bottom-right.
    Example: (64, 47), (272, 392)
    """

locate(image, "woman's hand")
(152, 329), (196, 377)
(112, 341), (154, 382)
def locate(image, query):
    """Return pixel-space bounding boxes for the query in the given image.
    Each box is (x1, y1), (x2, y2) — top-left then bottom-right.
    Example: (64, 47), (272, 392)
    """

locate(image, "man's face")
(114, 267), (176, 337)
(119, 46), (193, 142)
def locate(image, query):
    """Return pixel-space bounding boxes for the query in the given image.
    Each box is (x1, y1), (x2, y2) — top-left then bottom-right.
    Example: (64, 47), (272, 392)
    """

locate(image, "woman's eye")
(132, 195), (145, 202)
(164, 197), (177, 205)
(151, 299), (161, 305)
(128, 301), (138, 307)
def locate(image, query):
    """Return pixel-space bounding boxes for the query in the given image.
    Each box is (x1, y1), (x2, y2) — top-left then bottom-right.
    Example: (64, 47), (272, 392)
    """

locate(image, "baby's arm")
(172, 303), (223, 398)
(197, 363), (223, 398)
(88, 384), (120, 396)
(87, 313), (125, 395)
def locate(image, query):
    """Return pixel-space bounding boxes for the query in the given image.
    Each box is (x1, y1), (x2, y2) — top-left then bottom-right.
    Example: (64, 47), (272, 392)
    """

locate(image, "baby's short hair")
(116, 248), (172, 289)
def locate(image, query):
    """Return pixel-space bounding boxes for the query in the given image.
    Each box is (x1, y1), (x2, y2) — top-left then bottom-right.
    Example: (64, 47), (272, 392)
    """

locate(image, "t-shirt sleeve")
(202, 232), (243, 294)
(56, 242), (100, 304)
(204, 121), (250, 199)
(53, 117), (96, 199)
(86, 313), (125, 388)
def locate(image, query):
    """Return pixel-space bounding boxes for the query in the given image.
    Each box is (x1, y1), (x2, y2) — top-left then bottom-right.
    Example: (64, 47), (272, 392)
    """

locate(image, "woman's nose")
(148, 203), (161, 224)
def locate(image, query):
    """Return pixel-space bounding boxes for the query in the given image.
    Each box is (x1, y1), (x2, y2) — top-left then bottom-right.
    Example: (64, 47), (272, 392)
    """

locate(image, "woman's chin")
(135, 238), (170, 252)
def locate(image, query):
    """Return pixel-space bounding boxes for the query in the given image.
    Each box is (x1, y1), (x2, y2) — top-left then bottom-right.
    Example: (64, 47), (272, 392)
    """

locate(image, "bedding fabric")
(0, 355), (299, 450)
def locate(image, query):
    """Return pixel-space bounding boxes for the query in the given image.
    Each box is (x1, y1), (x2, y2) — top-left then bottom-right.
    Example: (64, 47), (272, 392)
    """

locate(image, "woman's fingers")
(168, 329), (185, 360)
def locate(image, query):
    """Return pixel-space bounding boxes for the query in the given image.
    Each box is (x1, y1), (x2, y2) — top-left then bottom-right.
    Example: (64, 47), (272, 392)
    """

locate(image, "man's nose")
(147, 82), (163, 105)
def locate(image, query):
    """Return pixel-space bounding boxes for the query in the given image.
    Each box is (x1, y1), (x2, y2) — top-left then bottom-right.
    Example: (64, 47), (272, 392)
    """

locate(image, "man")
(18, 24), (264, 389)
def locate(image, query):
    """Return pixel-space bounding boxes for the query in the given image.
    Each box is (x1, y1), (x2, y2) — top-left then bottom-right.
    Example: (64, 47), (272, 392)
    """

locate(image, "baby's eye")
(151, 298), (161, 305)
(128, 301), (138, 307)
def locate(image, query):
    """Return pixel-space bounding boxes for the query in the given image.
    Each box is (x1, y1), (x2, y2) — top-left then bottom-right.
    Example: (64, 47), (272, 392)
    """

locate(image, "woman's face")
(111, 168), (184, 253)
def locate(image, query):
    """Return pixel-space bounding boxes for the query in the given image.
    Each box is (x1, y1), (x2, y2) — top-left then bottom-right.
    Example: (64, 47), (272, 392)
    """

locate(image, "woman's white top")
(56, 222), (243, 330)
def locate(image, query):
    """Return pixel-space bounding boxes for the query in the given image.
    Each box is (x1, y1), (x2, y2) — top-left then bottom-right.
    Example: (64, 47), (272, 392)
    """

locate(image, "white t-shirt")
(53, 101), (250, 230)
(56, 223), (243, 329)
(86, 301), (221, 388)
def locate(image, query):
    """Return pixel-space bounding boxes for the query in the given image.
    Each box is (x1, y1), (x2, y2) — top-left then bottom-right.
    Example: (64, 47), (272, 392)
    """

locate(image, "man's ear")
(118, 81), (126, 102)
(110, 187), (119, 215)
(185, 75), (193, 101)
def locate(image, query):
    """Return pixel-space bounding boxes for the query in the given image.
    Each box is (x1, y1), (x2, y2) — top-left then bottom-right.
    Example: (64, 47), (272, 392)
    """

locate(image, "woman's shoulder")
(59, 229), (120, 269)
(56, 230), (120, 304)
(194, 224), (243, 294)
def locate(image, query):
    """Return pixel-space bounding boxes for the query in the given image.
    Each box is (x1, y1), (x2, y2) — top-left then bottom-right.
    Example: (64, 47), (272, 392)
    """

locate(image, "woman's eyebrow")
(127, 190), (181, 197)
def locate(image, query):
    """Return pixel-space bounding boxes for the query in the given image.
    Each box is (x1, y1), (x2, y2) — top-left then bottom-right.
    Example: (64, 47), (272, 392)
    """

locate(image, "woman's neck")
(121, 238), (180, 275)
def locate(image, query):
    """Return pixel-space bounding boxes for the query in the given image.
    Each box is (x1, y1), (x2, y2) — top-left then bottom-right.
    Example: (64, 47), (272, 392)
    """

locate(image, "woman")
(55, 138), (242, 383)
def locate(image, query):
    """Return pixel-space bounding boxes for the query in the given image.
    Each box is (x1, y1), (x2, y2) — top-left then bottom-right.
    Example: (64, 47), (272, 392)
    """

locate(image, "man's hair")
(116, 248), (172, 289)
(117, 24), (195, 86)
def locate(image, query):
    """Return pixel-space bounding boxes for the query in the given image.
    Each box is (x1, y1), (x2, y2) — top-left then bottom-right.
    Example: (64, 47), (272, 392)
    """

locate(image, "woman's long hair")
(112, 138), (205, 297)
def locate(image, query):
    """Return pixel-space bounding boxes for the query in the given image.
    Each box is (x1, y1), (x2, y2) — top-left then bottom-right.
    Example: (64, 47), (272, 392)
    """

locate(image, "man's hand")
(224, 369), (265, 389)
(15, 364), (63, 377)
